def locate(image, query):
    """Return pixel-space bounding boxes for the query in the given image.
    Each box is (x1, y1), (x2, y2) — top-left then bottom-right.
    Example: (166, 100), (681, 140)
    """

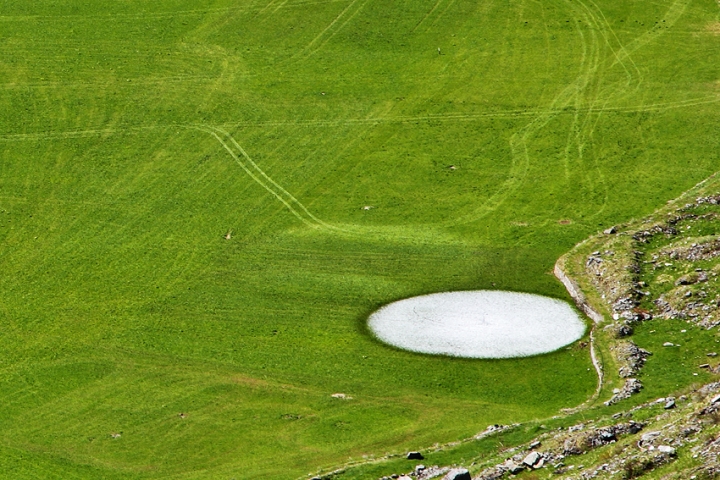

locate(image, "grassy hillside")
(0, 0), (718, 478)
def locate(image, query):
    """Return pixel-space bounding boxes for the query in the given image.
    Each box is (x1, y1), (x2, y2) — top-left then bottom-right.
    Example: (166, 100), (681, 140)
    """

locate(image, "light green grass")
(0, 0), (718, 478)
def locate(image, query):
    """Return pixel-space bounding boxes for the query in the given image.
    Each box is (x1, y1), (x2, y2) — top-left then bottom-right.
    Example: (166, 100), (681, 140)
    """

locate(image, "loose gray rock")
(657, 445), (676, 455)
(522, 451), (541, 467)
(605, 378), (644, 405)
(664, 398), (676, 409)
(442, 468), (471, 480)
(641, 431), (661, 443)
(504, 461), (524, 474)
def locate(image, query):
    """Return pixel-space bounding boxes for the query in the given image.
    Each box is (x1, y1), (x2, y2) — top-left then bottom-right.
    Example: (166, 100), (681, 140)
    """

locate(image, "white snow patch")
(368, 290), (586, 358)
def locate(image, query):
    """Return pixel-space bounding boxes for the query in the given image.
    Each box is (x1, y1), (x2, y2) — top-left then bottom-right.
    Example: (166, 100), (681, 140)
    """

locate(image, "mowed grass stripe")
(0, 0), (718, 477)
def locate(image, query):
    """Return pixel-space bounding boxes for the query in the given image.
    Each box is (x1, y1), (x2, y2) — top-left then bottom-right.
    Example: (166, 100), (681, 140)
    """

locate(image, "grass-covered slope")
(557, 174), (720, 400)
(0, 0), (718, 478)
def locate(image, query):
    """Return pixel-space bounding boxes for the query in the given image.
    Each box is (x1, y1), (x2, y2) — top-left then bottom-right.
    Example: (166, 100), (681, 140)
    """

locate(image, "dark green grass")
(0, 0), (718, 477)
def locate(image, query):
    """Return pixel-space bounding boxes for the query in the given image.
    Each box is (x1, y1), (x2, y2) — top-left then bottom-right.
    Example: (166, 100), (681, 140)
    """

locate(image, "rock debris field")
(368, 291), (586, 358)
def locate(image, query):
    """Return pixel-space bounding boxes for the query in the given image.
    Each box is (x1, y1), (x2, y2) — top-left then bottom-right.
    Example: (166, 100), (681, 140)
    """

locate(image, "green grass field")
(0, 0), (718, 478)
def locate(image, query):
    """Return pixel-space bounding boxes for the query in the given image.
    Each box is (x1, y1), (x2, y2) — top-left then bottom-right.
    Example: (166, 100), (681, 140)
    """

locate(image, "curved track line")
(191, 124), (348, 233)
(289, 0), (369, 60)
(428, 0), (456, 30)
(412, 0), (445, 32)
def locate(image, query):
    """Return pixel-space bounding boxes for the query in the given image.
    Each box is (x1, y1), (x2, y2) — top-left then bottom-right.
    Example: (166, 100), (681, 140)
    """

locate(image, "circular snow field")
(368, 290), (586, 358)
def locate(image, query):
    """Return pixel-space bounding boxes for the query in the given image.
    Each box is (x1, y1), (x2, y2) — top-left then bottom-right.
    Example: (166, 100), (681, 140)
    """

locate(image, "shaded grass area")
(0, 0), (718, 477)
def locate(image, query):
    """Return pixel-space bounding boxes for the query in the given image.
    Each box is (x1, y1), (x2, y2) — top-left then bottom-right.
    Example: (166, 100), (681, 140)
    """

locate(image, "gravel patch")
(368, 291), (586, 358)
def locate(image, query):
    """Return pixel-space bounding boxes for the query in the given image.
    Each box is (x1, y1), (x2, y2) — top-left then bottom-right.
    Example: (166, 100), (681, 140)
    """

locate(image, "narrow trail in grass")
(190, 123), (349, 233)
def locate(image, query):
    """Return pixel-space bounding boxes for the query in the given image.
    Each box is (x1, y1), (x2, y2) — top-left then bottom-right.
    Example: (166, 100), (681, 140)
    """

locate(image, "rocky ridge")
(359, 382), (720, 480)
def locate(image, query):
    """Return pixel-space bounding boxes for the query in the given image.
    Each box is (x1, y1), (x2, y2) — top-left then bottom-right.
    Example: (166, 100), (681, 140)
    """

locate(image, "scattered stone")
(699, 363), (711, 369)
(416, 466), (449, 480)
(504, 460), (524, 474)
(604, 226), (617, 235)
(605, 378), (643, 405)
(442, 468), (470, 480)
(407, 451), (424, 460)
(657, 445), (676, 455)
(564, 422), (643, 454)
(331, 393), (352, 400)
(663, 342), (674, 347)
(664, 398), (676, 409)
(528, 440), (541, 449)
(616, 324), (634, 337)
(708, 352), (718, 357)
(614, 341), (651, 377)
(522, 451), (541, 467)
(641, 431), (661, 443)
(676, 273), (699, 285)
(710, 394), (720, 405)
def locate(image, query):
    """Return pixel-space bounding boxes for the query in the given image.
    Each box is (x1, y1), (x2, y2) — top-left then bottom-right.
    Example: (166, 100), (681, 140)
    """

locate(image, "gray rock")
(664, 398), (676, 409)
(663, 342), (674, 347)
(657, 445), (676, 455)
(641, 431), (661, 442)
(504, 461), (524, 474)
(443, 468), (471, 480)
(604, 226), (617, 235)
(711, 394), (720, 405)
(522, 451), (541, 467)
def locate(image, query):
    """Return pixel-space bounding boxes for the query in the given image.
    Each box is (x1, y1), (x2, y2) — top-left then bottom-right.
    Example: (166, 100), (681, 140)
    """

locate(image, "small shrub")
(708, 411), (720, 425)
(622, 458), (654, 479)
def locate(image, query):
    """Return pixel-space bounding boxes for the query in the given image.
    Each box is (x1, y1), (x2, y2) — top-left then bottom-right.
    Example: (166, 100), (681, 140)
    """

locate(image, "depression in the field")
(368, 290), (586, 358)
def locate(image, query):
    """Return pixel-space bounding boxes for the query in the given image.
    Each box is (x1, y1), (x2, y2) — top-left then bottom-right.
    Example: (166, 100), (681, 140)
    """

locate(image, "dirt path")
(554, 261), (605, 407)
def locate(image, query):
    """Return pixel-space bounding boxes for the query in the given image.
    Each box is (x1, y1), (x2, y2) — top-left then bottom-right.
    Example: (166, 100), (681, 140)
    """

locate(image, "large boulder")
(522, 451), (541, 468)
(443, 468), (471, 480)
